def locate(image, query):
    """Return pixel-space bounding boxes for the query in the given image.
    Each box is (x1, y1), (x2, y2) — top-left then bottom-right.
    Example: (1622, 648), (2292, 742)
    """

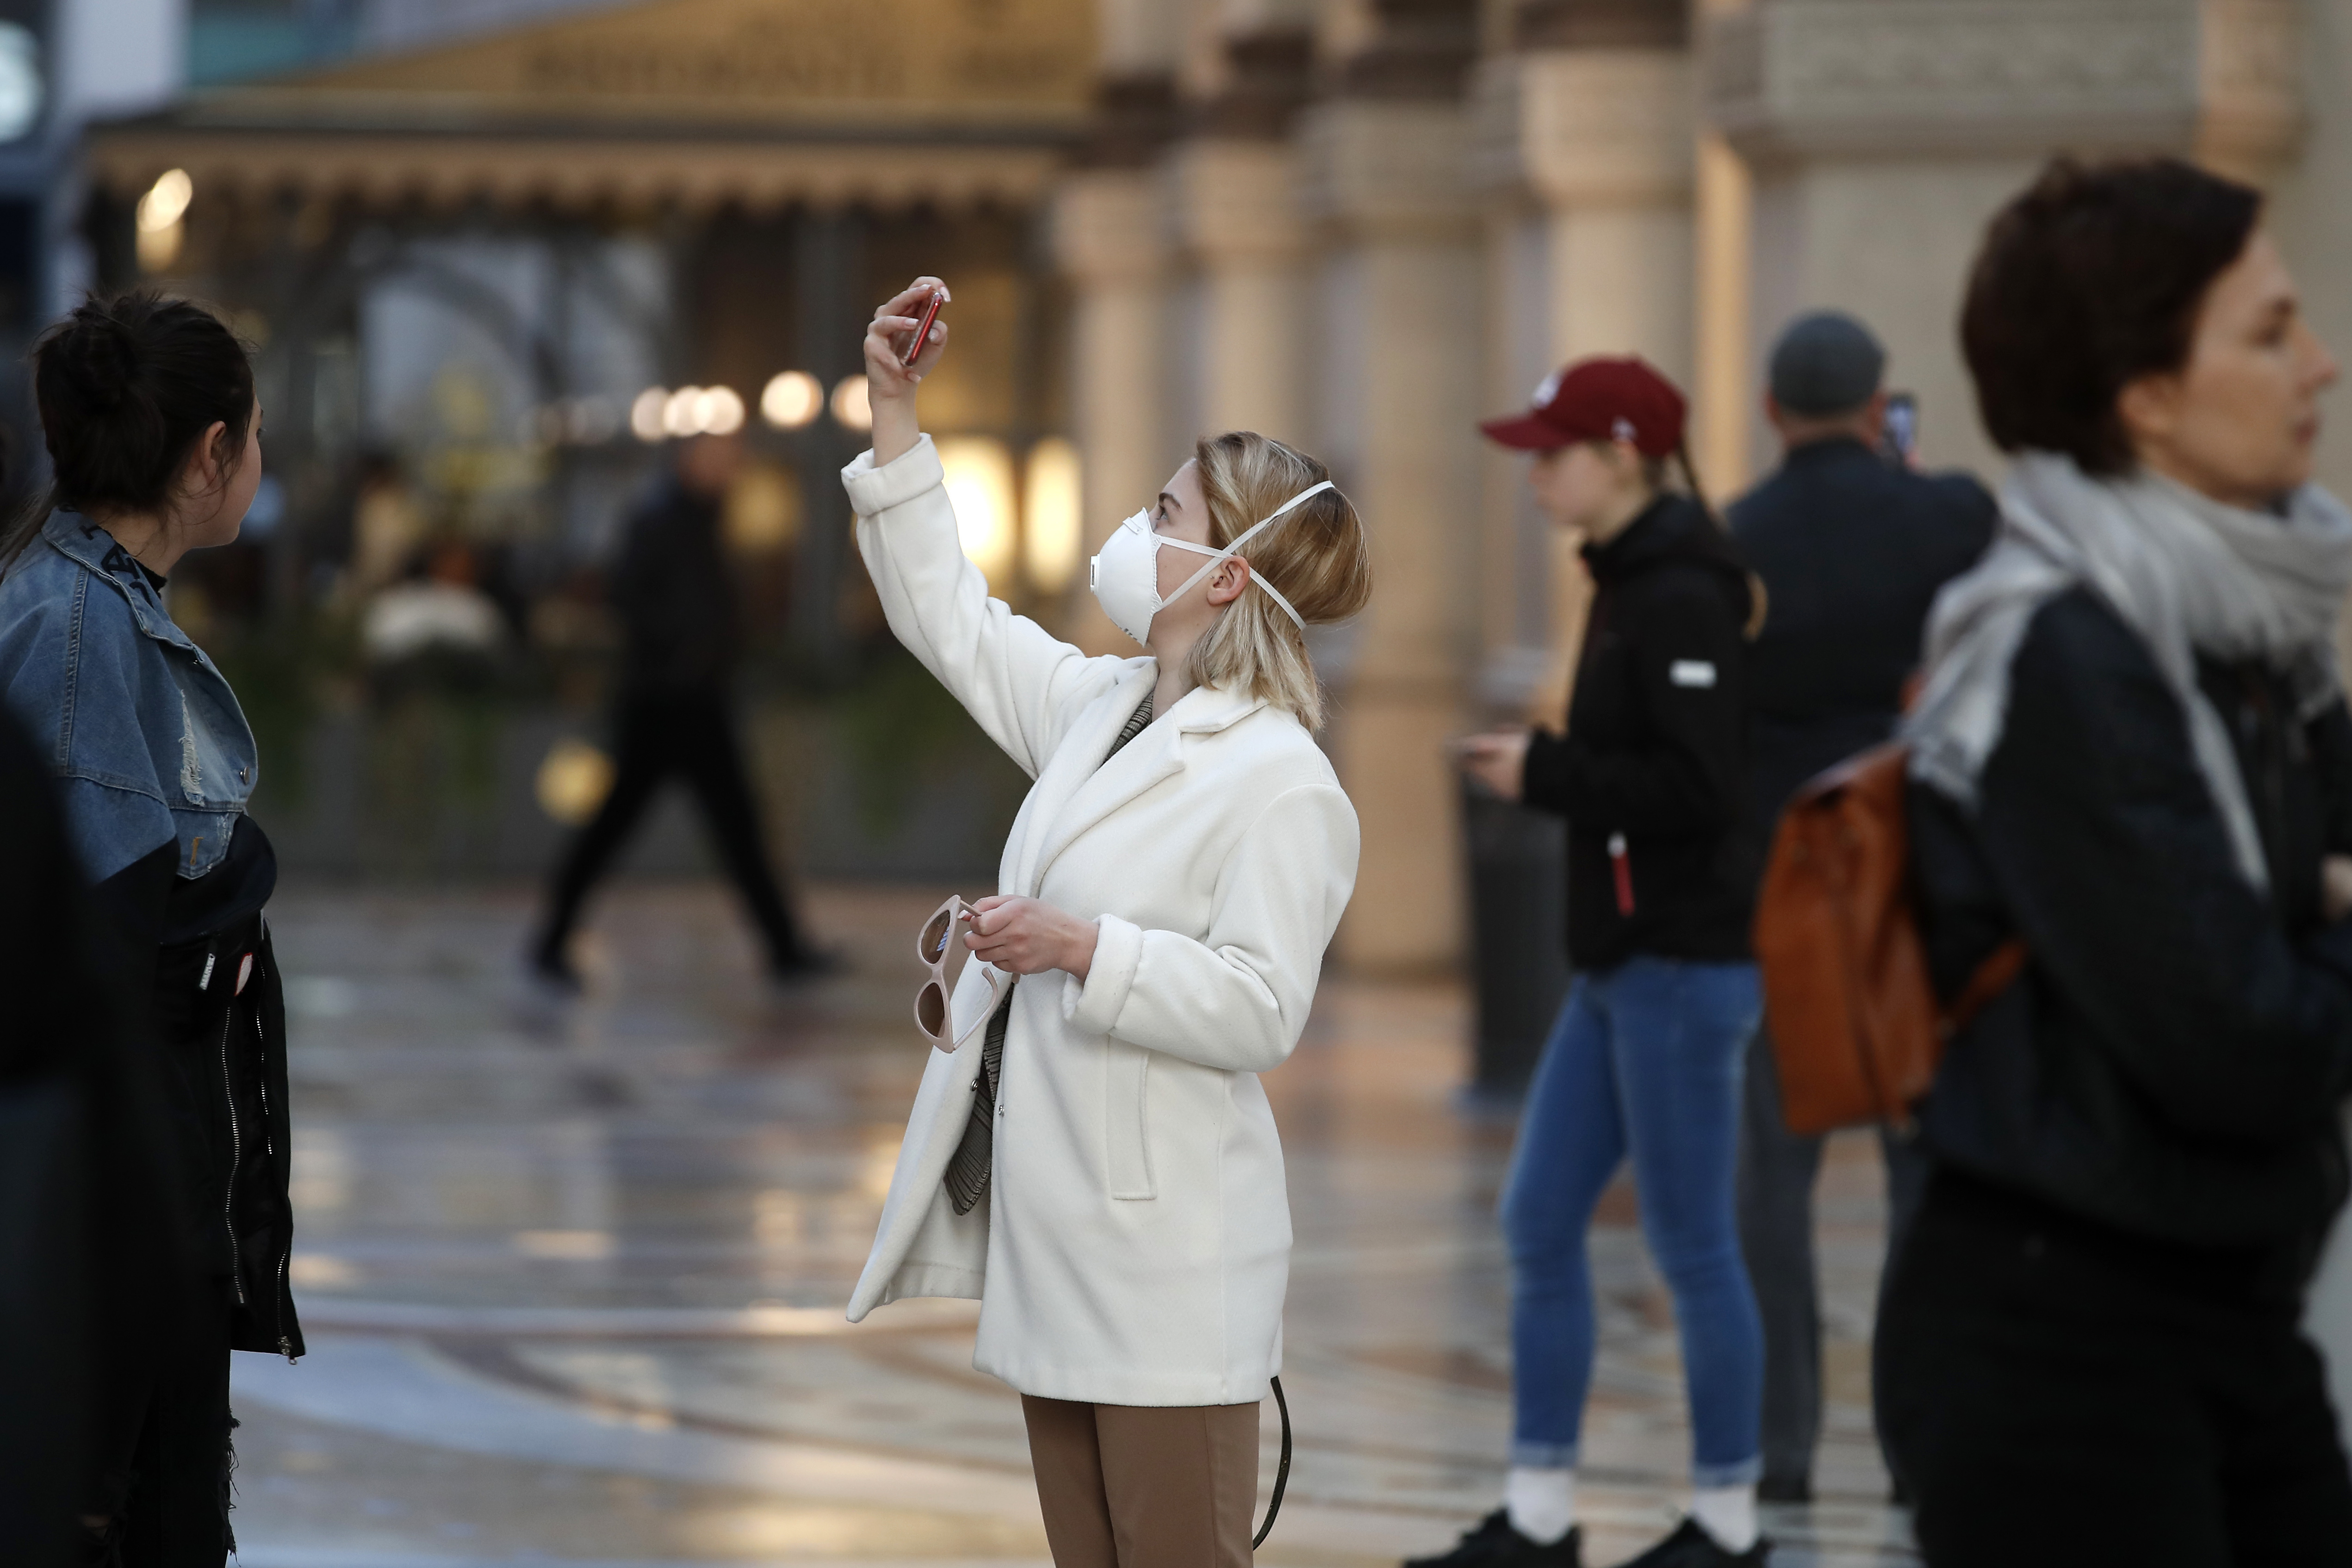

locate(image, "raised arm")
(846, 278), (1127, 778)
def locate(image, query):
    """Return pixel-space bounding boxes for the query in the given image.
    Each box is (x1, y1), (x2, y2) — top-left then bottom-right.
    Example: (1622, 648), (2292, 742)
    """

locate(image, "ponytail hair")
(1642, 437), (1714, 523)
(1, 292), (255, 567)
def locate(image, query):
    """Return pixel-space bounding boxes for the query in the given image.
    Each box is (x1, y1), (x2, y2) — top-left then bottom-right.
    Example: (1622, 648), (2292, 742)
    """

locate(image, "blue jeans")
(1501, 956), (1765, 1486)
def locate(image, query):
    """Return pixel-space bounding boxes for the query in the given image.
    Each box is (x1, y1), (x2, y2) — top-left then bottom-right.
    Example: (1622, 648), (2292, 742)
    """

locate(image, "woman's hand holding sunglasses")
(964, 895), (1098, 983)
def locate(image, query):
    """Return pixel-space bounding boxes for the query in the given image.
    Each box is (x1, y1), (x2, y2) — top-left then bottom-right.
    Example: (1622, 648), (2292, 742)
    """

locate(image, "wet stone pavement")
(234, 880), (1920, 1568)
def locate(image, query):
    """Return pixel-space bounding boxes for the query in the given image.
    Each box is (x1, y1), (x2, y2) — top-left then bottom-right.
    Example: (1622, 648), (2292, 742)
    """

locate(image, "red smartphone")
(902, 289), (945, 369)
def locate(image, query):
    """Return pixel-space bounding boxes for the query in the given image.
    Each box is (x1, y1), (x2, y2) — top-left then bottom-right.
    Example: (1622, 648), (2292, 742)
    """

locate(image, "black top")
(159, 814), (278, 946)
(612, 477), (739, 693)
(1522, 495), (1757, 970)
(1728, 437), (1995, 831)
(1912, 587), (2352, 1252)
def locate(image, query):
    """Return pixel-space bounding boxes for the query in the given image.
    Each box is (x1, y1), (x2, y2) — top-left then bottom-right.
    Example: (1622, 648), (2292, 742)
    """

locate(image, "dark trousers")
(1877, 1167), (2352, 1567)
(1736, 1025), (1928, 1489)
(90, 1271), (235, 1567)
(539, 690), (805, 967)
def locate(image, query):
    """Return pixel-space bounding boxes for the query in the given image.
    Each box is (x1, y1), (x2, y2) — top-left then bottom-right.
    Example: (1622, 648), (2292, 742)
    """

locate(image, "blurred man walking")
(1728, 313), (1994, 1502)
(532, 433), (824, 986)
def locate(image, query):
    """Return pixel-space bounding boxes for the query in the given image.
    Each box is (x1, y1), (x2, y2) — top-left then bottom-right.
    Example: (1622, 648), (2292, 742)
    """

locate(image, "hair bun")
(71, 315), (142, 412)
(31, 289), (258, 517)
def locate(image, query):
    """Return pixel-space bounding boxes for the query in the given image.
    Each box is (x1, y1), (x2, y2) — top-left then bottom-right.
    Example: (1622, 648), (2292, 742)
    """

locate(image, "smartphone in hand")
(1881, 391), (1919, 467)
(902, 289), (946, 369)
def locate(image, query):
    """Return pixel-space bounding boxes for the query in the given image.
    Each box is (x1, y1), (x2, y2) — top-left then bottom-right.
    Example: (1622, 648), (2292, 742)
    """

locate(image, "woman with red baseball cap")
(1412, 359), (1769, 1568)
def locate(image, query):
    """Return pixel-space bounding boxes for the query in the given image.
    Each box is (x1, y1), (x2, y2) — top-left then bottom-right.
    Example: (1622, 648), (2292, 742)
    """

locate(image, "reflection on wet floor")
(239, 880), (1918, 1568)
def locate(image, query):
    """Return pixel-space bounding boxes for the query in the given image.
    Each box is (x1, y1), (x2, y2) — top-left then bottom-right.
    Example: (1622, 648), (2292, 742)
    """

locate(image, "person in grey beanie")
(1727, 311), (1995, 1503)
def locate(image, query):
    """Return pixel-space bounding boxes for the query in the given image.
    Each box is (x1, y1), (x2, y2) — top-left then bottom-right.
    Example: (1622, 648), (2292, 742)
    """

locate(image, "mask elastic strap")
(1160, 480), (1335, 628)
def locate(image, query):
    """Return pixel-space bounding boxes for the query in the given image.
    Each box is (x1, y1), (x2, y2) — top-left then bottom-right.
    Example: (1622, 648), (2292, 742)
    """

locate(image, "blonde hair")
(1182, 431), (1373, 729)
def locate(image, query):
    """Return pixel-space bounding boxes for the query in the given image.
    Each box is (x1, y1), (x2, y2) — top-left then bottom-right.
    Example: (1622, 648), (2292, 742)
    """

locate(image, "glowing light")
(760, 370), (822, 429)
(1023, 438), (1083, 594)
(629, 387), (668, 442)
(662, 386), (701, 438)
(830, 374), (872, 432)
(722, 463), (801, 554)
(694, 384), (745, 436)
(535, 738), (614, 824)
(135, 169), (192, 273)
(938, 436), (1018, 588)
(136, 168), (192, 232)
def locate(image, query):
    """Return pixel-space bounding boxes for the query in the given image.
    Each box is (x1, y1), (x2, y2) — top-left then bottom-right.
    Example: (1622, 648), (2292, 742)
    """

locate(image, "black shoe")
(1756, 1473), (1810, 1505)
(1403, 1510), (1582, 1568)
(1617, 1518), (1769, 1568)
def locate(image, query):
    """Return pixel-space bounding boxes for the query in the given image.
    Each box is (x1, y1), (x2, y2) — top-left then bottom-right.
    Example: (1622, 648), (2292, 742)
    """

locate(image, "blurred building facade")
(68, 0), (2352, 968)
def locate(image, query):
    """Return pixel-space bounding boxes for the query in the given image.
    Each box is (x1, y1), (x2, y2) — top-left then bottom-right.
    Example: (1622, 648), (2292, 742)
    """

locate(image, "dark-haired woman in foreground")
(0, 294), (301, 1563)
(1885, 158), (2352, 1564)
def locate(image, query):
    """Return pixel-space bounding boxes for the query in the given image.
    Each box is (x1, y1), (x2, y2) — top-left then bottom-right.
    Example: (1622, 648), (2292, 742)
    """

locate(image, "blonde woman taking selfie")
(839, 277), (1371, 1567)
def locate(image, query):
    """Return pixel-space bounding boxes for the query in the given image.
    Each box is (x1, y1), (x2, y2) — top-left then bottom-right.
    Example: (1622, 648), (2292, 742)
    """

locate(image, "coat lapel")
(1026, 682), (1265, 894)
(1008, 663), (1158, 896)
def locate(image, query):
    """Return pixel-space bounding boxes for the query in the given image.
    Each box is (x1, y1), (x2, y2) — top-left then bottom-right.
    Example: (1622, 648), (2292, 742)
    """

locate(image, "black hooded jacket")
(1523, 494), (1758, 971)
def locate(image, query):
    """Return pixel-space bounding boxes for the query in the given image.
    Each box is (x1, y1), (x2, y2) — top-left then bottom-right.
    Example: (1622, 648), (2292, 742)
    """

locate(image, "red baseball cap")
(1480, 357), (1688, 457)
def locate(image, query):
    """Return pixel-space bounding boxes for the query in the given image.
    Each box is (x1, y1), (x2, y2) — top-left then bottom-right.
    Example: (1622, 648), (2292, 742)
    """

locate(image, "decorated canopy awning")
(85, 0), (1096, 211)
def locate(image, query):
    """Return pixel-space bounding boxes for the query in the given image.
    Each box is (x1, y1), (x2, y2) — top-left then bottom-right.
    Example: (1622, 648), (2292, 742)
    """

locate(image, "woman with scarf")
(1883, 158), (2352, 1564)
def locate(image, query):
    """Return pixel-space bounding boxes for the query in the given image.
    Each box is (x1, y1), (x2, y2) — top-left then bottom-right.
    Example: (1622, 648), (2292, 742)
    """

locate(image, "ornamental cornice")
(1470, 49), (1694, 206)
(1192, 25), (1316, 142)
(1167, 138), (1310, 264)
(1052, 169), (1170, 280)
(1513, 0), (1688, 51)
(1703, 0), (2302, 173)
(1297, 99), (1477, 238)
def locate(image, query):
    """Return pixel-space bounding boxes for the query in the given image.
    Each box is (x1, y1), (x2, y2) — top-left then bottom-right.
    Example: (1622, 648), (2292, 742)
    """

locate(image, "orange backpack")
(1752, 744), (2025, 1136)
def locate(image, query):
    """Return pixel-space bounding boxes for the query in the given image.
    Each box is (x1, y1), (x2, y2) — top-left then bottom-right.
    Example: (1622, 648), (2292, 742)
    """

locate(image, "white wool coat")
(839, 436), (1359, 1407)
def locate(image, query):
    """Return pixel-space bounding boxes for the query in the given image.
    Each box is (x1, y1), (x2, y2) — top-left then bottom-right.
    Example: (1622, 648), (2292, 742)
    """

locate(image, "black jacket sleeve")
(1972, 598), (2352, 1144)
(1523, 577), (1747, 837)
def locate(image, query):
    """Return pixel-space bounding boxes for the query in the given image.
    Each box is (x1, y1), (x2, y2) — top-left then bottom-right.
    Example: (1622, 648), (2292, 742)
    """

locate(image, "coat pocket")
(1105, 1042), (1155, 1201)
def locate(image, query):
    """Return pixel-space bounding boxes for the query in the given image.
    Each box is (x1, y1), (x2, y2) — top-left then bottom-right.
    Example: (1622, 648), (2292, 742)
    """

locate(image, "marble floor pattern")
(235, 880), (1919, 1568)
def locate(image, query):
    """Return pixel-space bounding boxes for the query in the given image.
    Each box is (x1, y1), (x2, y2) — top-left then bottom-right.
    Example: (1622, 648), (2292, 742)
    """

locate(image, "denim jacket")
(0, 511), (258, 885)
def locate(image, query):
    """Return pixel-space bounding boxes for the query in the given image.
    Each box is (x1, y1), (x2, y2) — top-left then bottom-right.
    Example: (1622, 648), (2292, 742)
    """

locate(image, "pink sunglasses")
(914, 895), (1005, 1053)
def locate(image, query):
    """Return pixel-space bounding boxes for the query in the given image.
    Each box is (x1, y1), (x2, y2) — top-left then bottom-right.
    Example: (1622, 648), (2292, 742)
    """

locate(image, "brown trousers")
(1021, 1395), (1260, 1568)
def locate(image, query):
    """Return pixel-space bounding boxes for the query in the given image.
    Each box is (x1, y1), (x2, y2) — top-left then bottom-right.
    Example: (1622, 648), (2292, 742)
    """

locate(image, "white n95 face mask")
(1086, 481), (1334, 647)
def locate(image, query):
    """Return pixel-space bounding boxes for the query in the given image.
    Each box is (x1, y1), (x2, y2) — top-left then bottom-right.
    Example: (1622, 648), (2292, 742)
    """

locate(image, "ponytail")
(1673, 438), (1713, 521)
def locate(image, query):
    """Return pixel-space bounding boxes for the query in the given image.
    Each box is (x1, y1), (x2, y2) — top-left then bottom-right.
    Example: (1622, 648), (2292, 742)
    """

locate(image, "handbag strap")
(1253, 1376), (1292, 1549)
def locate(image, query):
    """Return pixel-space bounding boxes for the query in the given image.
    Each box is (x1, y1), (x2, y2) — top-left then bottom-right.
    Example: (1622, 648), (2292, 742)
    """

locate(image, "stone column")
(1480, 1), (1697, 378)
(1469, 0), (1697, 719)
(1302, 0), (1483, 972)
(1169, 25), (1316, 443)
(1705, 0), (2304, 478)
(1054, 68), (1182, 654)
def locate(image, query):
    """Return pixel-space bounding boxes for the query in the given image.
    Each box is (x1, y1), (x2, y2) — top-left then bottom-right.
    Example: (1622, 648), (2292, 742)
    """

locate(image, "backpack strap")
(1938, 940), (2027, 1041)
